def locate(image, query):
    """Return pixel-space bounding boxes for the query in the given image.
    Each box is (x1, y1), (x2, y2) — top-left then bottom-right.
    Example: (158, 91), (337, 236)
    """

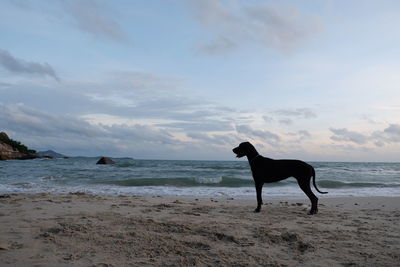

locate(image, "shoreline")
(1, 193), (399, 266)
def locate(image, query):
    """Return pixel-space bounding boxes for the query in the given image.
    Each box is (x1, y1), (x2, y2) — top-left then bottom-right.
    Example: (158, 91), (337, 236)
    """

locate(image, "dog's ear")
(239, 142), (250, 153)
(242, 141), (255, 154)
(242, 141), (252, 148)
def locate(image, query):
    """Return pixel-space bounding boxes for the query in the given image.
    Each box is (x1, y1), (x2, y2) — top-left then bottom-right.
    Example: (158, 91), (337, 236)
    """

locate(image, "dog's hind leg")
(296, 177), (318, 215)
(254, 182), (263, 213)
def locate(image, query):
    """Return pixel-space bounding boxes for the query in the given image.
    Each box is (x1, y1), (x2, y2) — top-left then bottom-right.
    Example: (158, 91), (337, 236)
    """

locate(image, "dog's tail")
(311, 166), (328, 194)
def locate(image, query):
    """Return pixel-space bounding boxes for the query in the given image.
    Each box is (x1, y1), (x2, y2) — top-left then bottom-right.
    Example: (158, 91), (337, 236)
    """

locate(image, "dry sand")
(1, 193), (399, 266)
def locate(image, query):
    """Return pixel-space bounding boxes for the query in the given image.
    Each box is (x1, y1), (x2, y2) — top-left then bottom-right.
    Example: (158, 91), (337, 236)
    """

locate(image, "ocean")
(1, 158), (400, 199)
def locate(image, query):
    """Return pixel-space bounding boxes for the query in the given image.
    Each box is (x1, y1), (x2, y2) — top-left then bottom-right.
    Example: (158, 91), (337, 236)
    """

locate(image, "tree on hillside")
(0, 132), (36, 154)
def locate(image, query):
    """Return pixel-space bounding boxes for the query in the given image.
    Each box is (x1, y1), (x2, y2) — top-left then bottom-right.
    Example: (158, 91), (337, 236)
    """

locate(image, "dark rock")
(96, 157), (115, 165)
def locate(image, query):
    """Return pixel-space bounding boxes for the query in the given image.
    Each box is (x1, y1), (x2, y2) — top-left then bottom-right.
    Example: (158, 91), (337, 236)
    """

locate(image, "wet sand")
(1, 193), (399, 266)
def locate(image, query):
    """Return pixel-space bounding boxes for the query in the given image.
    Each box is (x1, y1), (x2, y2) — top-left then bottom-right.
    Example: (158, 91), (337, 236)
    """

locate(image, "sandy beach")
(1, 193), (399, 266)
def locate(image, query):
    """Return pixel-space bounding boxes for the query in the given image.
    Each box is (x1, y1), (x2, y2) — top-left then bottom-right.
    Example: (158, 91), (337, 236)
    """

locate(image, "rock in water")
(96, 157), (115, 164)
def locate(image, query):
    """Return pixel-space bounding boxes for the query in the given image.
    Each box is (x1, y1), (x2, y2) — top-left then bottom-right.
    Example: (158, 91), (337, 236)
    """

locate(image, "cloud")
(287, 130), (311, 142)
(189, 0), (322, 54)
(0, 103), (248, 159)
(198, 35), (237, 55)
(329, 128), (369, 145)
(0, 82), (12, 88)
(278, 118), (293, 125)
(330, 124), (400, 148)
(383, 124), (400, 140)
(0, 103), (181, 157)
(0, 103), (103, 138)
(371, 124), (400, 146)
(0, 70), (230, 123)
(322, 144), (372, 153)
(298, 130), (311, 139)
(360, 114), (380, 125)
(78, 71), (241, 125)
(0, 49), (60, 81)
(235, 124), (280, 146)
(274, 108), (317, 119)
(261, 108), (316, 126)
(262, 115), (274, 123)
(64, 0), (129, 43)
(160, 119), (233, 132)
(269, 130), (311, 147)
(186, 132), (238, 146)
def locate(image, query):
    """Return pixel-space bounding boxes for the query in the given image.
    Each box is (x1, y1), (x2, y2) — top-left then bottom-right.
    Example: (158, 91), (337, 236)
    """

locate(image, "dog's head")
(232, 142), (253, 158)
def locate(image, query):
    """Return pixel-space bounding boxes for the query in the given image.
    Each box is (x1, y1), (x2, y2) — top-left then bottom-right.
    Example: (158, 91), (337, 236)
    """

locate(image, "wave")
(113, 162), (249, 171)
(317, 180), (400, 189)
(97, 177), (254, 187)
(97, 177), (400, 189)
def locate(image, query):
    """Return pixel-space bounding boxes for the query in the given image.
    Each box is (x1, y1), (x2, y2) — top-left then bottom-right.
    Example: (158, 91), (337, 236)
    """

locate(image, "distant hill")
(37, 150), (67, 158)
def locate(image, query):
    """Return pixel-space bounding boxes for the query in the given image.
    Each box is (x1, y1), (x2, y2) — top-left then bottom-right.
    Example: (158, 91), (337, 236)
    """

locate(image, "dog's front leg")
(254, 182), (263, 213)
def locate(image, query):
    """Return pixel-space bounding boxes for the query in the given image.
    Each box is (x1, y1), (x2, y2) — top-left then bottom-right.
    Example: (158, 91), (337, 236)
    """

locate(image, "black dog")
(233, 142), (327, 215)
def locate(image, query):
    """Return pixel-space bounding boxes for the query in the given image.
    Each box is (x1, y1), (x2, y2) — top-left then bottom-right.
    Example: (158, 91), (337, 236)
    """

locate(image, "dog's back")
(251, 157), (311, 183)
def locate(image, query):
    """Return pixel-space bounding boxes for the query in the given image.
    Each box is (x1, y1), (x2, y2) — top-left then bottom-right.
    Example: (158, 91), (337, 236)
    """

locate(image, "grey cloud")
(0, 103), (240, 159)
(371, 124), (400, 146)
(0, 103), (180, 157)
(8, 0), (32, 9)
(322, 144), (372, 153)
(360, 114), (380, 125)
(298, 130), (311, 138)
(106, 124), (176, 146)
(0, 81), (101, 115)
(0, 103), (103, 138)
(160, 119), (233, 132)
(214, 106), (237, 113)
(0, 49), (59, 81)
(283, 130), (311, 145)
(261, 108), (316, 126)
(289, 130), (311, 140)
(262, 115), (274, 123)
(383, 124), (400, 141)
(1, 73), (231, 124)
(244, 4), (321, 51)
(275, 108), (317, 119)
(190, 0), (322, 54)
(199, 36), (237, 55)
(330, 124), (400, 147)
(374, 140), (385, 147)
(83, 72), (239, 124)
(278, 118), (293, 125)
(329, 128), (369, 145)
(236, 124), (280, 146)
(187, 132), (237, 146)
(108, 71), (183, 92)
(0, 82), (12, 88)
(106, 97), (233, 124)
(64, 0), (129, 43)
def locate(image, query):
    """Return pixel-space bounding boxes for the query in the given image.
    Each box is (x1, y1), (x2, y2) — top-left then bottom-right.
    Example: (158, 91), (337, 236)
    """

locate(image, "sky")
(1, 0), (400, 161)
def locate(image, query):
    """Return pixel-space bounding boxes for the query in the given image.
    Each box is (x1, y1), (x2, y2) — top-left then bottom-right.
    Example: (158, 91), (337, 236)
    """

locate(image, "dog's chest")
(250, 159), (273, 176)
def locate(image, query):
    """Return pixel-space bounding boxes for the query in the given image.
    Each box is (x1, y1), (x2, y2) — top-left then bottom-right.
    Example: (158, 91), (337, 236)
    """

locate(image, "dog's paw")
(254, 208), (261, 213)
(307, 209), (318, 215)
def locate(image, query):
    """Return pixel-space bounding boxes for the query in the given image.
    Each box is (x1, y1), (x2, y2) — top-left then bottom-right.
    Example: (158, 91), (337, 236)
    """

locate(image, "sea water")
(1, 158), (399, 199)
